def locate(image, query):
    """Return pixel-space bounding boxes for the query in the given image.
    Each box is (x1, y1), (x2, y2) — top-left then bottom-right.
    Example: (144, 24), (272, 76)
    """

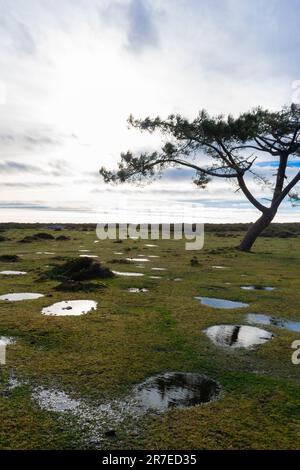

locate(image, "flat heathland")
(0, 223), (300, 449)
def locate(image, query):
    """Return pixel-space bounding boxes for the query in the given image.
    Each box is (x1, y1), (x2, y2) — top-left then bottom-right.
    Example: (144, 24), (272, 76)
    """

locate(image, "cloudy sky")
(0, 0), (299, 223)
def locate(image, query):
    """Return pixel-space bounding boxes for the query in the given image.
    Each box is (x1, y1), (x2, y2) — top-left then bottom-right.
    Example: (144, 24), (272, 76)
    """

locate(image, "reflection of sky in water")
(0, 292), (44, 301)
(204, 325), (273, 348)
(195, 297), (249, 309)
(247, 314), (300, 332)
(133, 372), (220, 411)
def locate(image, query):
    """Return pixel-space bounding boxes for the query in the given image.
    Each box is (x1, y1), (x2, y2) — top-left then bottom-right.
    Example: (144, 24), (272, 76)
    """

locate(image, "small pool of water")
(112, 270), (145, 277)
(212, 266), (228, 269)
(79, 254), (98, 258)
(0, 336), (14, 347)
(247, 313), (300, 332)
(0, 270), (27, 275)
(132, 372), (221, 411)
(144, 244), (158, 247)
(42, 300), (97, 316)
(151, 267), (167, 271)
(126, 258), (150, 262)
(149, 276), (162, 279)
(148, 255), (160, 258)
(0, 293), (44, 301)
(195, 296), (249, 309)
(204, 325), (273, 348)
(241, 286), (275, 291)
(127, 288), (149, 293)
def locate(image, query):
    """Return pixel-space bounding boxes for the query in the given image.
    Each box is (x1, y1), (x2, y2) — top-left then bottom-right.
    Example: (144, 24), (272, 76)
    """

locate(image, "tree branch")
(237, 174), (268, 212)
(273, 170), (300, 209)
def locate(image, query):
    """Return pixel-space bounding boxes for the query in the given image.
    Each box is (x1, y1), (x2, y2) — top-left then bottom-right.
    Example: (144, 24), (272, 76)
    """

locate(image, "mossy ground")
(0, 225), (300, 449)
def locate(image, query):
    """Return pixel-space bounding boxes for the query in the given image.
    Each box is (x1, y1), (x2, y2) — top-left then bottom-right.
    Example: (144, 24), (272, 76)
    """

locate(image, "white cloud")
(0, 0), (299, 222)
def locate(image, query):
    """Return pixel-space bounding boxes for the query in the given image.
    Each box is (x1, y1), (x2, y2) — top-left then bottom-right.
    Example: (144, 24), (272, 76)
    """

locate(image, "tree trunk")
(238, 210), (277, 252)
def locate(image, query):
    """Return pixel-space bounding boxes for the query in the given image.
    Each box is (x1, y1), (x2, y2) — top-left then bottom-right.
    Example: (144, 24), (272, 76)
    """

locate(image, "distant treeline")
(0, 222), (300, 238)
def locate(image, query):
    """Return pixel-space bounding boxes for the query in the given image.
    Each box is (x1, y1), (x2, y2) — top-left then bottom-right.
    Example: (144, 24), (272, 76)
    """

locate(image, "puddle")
(113, 252), (124, 255)
(0, 270), (27, 275)
(149, 276), (162, 279)
(0, 293), (44, 301)
(79, 250), (90, 252)
(127, 288), (149, 293)
(148, 255), (160, 258)
(247, 314), (300, 332)
(241, 286), (275, 291)
(151, 267), (167, 271)
(94, 241), (99, 243)
(79, 255), (98, 258)
(126, 258), (150, 262)
(0, 336), (14, 347)
(173, 278), (182, 282)
(42, 300), (97, 316)
(36, 252), (56, 255)
(32, 371), (221, 446)
(212, 266), (228, 269)
(195, 297), (249, 309)
(204, 325), (273, 348)
(144, 244), (158, 247)
(112, 271), (144, 277)
(131, 372), (221, 411)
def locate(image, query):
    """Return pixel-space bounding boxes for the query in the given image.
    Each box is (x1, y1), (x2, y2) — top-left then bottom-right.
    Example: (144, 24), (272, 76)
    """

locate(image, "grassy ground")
(0, 224), (300, 449)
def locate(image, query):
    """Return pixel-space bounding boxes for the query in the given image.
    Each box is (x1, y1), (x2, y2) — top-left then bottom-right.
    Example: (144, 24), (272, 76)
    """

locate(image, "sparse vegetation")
(0, 224), (300, 449)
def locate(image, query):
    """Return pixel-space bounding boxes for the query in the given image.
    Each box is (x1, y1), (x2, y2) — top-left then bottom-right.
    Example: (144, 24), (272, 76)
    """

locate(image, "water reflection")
(204, 325), (273, 348)
(247, 314), (300, 332)
(195, 296), (249, 309)
(132, 372), (221, 411)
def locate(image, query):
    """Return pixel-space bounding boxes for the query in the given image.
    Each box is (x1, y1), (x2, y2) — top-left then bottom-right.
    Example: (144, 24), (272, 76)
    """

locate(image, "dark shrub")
(19, 236), (35, 243)
(0, 254), (20, 262)
(48, 257), (114, 281)
(56, 235), (71, 241)
(190, 256), (199, 266)
(0, 235), (8, 242)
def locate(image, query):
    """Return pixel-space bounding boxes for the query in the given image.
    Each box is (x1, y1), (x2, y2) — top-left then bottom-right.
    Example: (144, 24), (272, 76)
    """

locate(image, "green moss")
(0, 225), (300, 449)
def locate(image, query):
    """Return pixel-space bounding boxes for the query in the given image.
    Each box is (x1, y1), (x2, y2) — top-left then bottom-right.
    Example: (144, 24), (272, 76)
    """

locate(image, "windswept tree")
(100, 104), (300, 251)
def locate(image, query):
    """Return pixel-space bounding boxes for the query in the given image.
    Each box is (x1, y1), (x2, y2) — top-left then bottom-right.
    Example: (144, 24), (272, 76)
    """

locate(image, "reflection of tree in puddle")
(133, 372), (220, 410)
(204, 325), (273, 348)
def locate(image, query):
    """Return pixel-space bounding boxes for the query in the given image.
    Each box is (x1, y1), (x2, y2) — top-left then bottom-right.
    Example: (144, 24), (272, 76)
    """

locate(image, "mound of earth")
(19, 233), (55, 243)
(47, 257), (114, 281)
(0, 255), (20, 262)
(56, 235), (71, 241)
